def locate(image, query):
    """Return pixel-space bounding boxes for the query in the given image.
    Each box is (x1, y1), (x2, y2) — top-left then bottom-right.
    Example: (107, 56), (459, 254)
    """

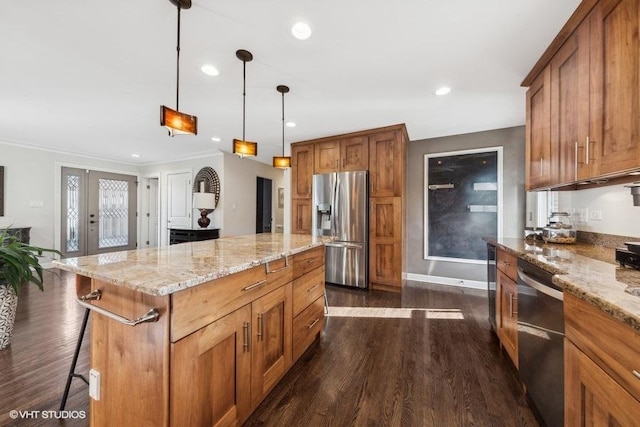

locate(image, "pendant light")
(160, 0), (197, 136)
(233, 49), (257, 158)
(273, 85), (291, 169)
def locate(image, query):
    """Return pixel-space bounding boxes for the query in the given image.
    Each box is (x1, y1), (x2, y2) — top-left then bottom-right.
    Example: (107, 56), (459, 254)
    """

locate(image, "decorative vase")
(0, 285), (19, 350)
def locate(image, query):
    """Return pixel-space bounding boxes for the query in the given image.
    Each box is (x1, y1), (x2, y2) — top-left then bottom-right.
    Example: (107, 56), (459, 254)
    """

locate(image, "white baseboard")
(404, 273), (486, 290)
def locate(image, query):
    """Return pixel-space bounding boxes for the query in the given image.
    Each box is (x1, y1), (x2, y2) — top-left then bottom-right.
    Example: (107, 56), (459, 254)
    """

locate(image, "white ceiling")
(0, 0), (581, 166)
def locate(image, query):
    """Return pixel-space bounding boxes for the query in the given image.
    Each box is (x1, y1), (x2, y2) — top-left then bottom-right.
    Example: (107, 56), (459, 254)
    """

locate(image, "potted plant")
(0, 228), (61, 349)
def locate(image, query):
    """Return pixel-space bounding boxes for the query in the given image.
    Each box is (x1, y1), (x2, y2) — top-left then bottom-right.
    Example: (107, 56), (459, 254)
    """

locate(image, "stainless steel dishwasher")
(517, 258), (564, 427)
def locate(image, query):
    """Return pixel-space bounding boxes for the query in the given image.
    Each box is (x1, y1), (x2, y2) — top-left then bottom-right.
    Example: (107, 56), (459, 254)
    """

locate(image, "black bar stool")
(59, 307), (90, 411)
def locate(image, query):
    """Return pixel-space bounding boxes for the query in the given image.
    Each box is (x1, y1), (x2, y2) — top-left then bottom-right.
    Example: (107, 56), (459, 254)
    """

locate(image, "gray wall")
(407, 126), (525, 282)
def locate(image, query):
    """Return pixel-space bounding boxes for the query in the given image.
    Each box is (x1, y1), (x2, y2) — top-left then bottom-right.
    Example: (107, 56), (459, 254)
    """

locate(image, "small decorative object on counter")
(524, 227), (544, 242)
(542, 212), (577, 244)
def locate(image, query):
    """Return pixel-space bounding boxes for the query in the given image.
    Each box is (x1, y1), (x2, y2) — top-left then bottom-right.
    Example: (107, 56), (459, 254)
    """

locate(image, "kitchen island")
(53, 233), (327, 427)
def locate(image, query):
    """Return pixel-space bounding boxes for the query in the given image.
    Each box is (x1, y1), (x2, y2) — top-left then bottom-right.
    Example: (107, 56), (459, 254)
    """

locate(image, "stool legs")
(59, 307), (90, 411)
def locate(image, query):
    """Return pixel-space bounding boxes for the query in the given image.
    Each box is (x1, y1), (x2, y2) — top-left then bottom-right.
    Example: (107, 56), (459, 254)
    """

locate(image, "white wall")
(0, 141), (139, 250)
(221, 152), (285, 237)
(558, 183), (640, 238)
(140, 153), (224, 245)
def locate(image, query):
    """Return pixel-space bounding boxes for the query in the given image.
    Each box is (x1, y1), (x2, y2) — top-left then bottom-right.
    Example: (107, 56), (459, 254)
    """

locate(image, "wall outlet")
(89, 368), (100, 401)
(573, 208), (588, 224)
(589, 209), (603, 221)
(29, 200), (44, 208)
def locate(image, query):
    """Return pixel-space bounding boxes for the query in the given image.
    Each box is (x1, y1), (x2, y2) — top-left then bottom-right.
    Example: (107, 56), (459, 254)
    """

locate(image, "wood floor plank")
(0, 273), (540, 426)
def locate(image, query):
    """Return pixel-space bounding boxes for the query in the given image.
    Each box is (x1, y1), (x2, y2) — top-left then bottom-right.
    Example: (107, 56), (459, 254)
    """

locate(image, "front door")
(61, 167), (137, 258)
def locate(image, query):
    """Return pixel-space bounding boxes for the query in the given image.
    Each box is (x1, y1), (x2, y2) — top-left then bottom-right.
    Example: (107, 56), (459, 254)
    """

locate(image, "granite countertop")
(484, 237), (640, 332)
(53, 234), (326, 297)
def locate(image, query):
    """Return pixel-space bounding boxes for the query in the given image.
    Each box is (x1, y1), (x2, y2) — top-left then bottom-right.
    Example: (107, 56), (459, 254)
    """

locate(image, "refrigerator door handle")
(331, 174), (339, 236)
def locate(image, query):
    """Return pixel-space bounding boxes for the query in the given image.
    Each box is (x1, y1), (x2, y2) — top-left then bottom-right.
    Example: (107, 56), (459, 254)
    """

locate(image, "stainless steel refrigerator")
(312, 170), (368, 288)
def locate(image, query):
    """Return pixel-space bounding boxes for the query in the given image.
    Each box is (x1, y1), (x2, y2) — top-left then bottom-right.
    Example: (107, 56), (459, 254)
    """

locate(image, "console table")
(5, 226), (31, 244)
(169, 228), (219, 245)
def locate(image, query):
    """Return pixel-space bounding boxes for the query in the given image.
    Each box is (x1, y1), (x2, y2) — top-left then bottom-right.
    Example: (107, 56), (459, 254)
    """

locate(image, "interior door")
(61, 167), (137, 257)
(167, 172), (192, 230)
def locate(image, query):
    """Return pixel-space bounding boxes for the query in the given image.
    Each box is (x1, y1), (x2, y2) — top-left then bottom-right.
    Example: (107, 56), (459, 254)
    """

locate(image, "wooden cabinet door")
(171, 305), (252, 426)
(251, 283), (292, 406)
(589, 0), (640, 176)
(497, 270), (518, 367)
(340, 136), (369, 171)
(314, 140), (340, 173)
(369, 131), (404, 197)
(291, 143), (314, 199)
(291, 198), (311, 235)
(525, 66), (552, 190)
(565, 339), (640, 426)
(369, 197), (402, 288)
(551, 22), (591, 184)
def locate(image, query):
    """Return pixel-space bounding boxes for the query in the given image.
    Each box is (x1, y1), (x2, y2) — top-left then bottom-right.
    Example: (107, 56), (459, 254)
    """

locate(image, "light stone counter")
(53, 233), (326, 296)
(484, 237), (640, 332)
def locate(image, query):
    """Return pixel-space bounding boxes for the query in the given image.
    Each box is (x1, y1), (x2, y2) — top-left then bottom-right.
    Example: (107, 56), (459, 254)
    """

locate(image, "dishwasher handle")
(517, 267), (564, 301)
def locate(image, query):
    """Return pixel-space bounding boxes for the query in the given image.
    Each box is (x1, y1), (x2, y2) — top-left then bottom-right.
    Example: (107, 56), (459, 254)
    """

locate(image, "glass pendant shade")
(161, 105), (197, 136)
(233, 139), (258, 158)
(160, 1), (197, 137)
(272, 156), (291, 169)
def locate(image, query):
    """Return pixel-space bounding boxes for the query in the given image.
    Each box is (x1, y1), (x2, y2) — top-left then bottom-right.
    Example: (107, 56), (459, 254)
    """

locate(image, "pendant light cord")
(175, 4), (181, 111)
(281, 91), (285, 156)
(242, 59), (246, 142)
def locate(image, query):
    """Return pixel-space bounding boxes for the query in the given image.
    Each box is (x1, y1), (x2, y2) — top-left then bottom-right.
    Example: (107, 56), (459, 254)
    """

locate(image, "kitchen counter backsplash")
(485, 236), (640, 332)
(576, 230), (640, 249)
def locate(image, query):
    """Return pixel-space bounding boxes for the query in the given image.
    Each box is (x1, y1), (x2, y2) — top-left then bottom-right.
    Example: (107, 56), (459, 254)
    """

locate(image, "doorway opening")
(256, 177), (273, 233)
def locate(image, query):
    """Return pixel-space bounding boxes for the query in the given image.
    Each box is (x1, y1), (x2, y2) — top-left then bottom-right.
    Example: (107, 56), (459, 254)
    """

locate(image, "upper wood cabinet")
(291, 143), (314, 199)
(589, 0), (640, 176)
(314, 136), (369, 173)
(525, 66), (552, 190)
(524, 0), (640, 189)
(550, 22), (591, 184)
(369, 131), (405, 197)
(290, 124), (407, 290)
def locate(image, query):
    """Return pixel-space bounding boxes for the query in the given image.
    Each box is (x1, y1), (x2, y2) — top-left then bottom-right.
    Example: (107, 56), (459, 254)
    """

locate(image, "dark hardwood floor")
(0, 271), (539, 426)
(0, 270), (89, 427)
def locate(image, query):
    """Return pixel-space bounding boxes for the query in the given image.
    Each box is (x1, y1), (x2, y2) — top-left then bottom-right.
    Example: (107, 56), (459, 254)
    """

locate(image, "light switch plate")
(89, 368), (100, 401)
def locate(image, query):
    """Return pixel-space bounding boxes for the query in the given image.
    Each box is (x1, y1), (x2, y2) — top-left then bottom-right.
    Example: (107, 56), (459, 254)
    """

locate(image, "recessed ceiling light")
(291, 22), (312, 40)
(201, 64), (219, 76)
(131, 154), (140, 158)
(211, 136), (221, 142)
(285, 121), (296, 128)
(435, 86), (451, 96)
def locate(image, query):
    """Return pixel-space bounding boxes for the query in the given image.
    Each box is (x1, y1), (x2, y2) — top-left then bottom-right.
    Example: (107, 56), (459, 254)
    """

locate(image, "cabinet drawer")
(565, 292), (640, 402)
(292, 246), (325, 279)
(292, 295), (324, 361)
(171, 257), (292, 342)
(496, 248), (517, 281)
(292, 266), (325, 317)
